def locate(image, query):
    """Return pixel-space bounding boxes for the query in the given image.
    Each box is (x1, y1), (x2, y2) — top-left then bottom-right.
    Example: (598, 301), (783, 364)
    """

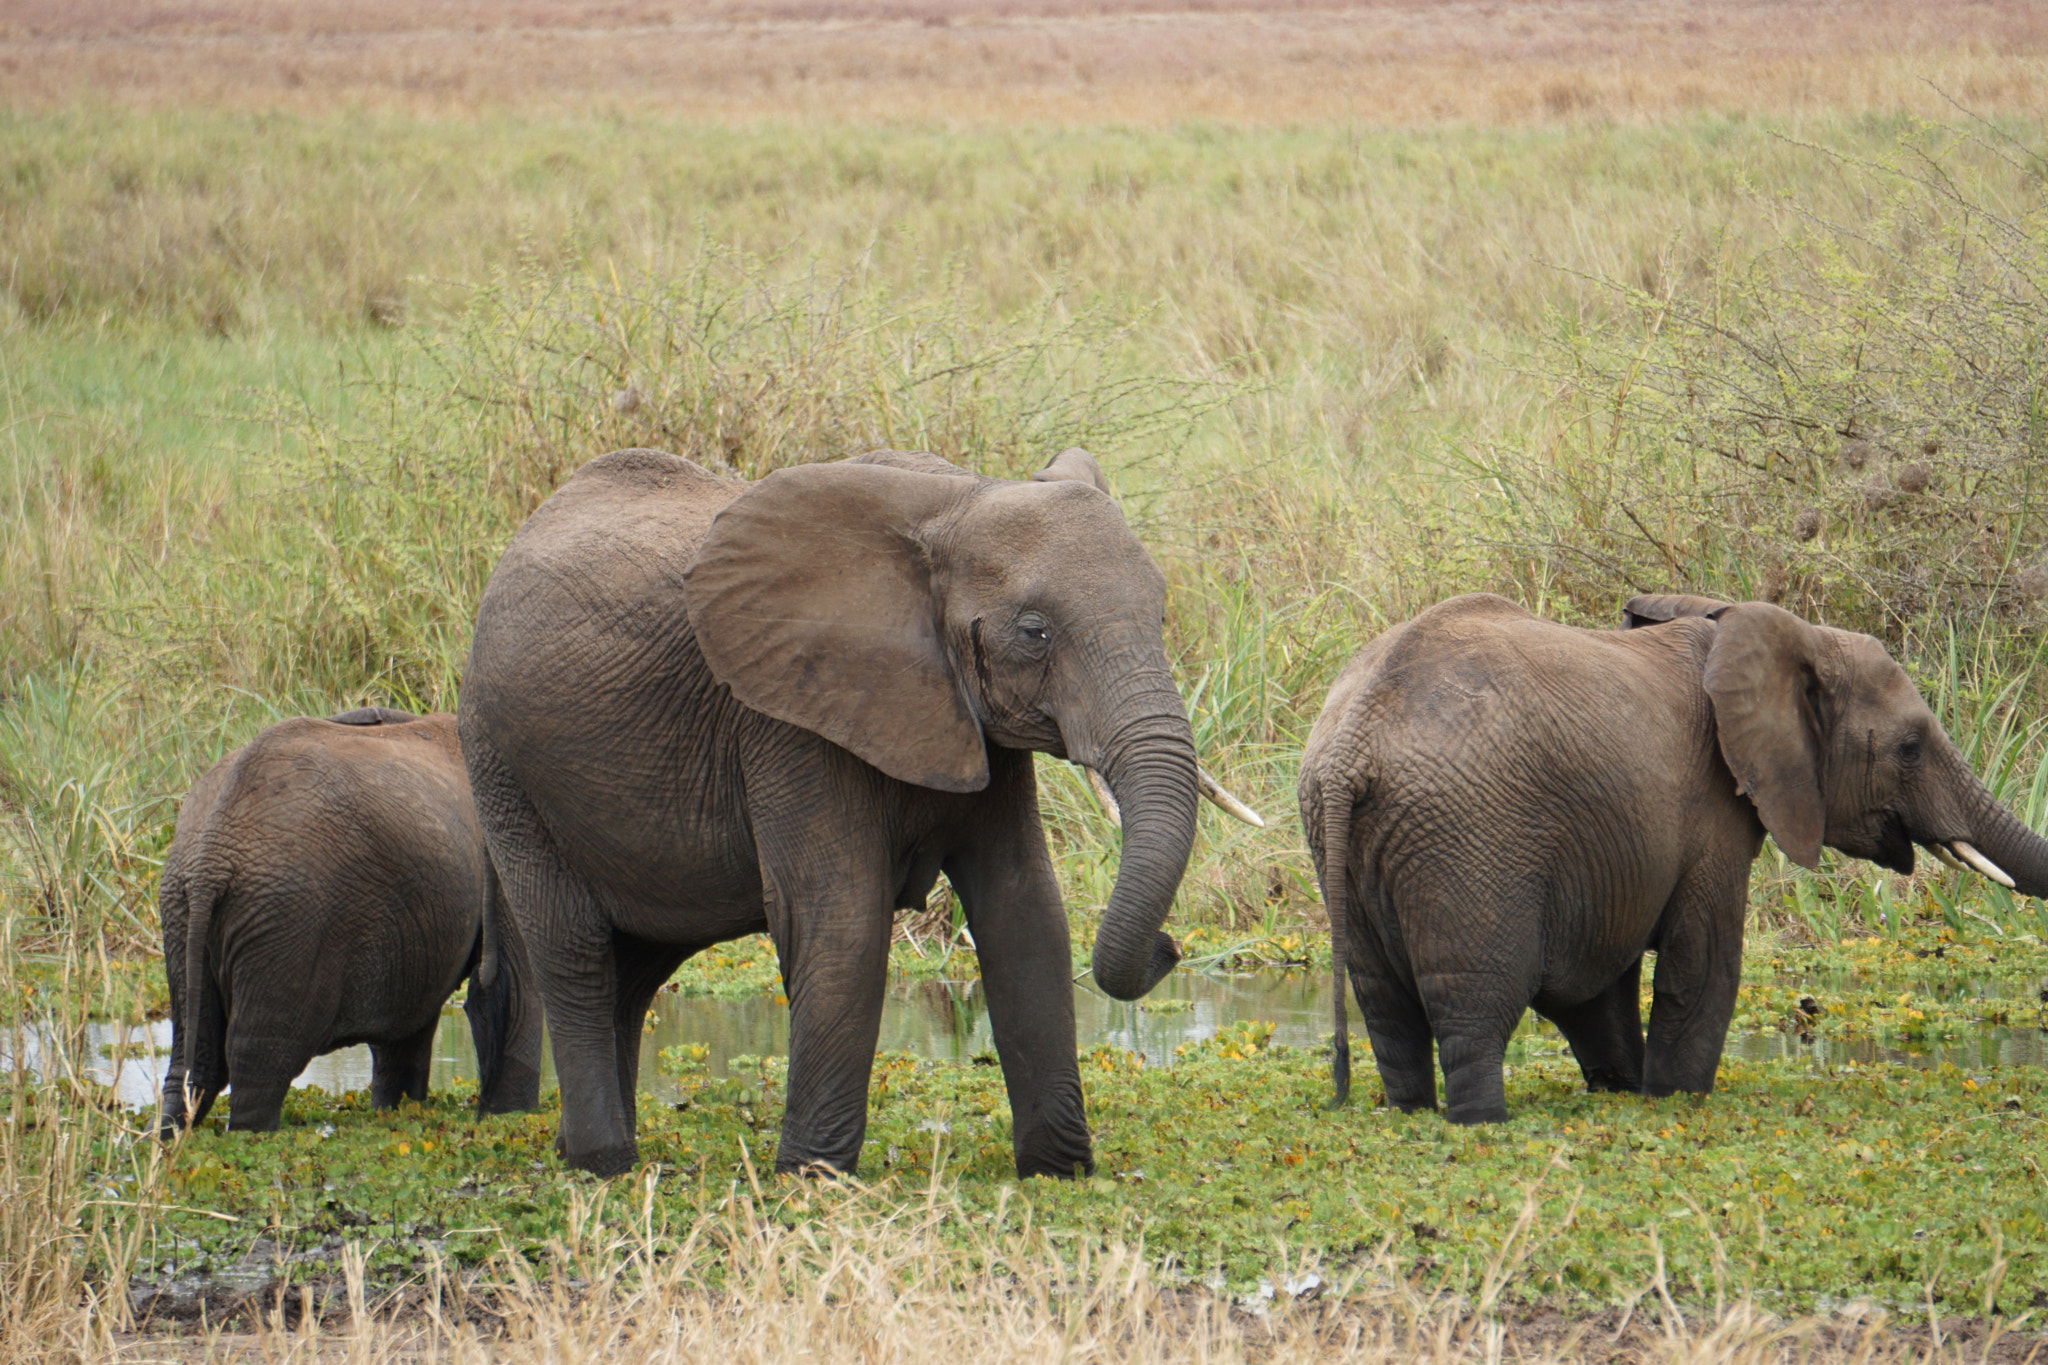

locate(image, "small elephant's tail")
(162, 866), (228, 1138)
(1313, 779), (1358, 1109)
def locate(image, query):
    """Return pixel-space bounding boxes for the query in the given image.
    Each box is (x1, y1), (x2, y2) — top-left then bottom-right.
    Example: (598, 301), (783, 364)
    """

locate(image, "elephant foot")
(1444, 1102), (1508, 1125)
(1581, 1068), (1643, 1094)
(222, 1092), (288, 1133)
(224, 1114), (285, 1134)
(775, 1156), (857, 1179)
(1014, 1150), (1094, 1181)
(1642, 1079), (1715, 1099)
(562, 1139), (639, 1178)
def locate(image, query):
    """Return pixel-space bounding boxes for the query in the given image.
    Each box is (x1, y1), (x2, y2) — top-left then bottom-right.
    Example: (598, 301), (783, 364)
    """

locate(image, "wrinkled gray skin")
(1299, 592), (2048, 1123)
(460, 448), (1198, 1179)
(156, 709), (542, 1137)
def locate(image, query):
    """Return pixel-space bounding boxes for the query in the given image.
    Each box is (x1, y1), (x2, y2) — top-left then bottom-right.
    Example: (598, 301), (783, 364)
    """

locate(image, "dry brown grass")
(54, 1171), (2048, 1364)
(1, 0), (2043, 125)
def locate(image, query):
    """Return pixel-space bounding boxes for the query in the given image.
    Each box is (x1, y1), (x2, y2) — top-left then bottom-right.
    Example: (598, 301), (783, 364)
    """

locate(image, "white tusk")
(1198, 766), (1266, 828)
(1930, 844), (1969, 873)
(1083, 766), (1122, 829)
(1952, 840), (2017, 890)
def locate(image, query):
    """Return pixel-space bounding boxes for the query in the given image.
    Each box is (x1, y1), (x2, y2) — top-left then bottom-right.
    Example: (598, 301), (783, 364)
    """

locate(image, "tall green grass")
(3, 110), (2047, 952)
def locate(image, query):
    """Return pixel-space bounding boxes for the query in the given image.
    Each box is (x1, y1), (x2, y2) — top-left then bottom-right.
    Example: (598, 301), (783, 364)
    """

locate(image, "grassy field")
(5, 2), (2048, 1358)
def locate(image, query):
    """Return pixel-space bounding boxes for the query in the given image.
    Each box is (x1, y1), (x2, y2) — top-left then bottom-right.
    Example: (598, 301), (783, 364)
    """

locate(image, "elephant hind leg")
(1415, 969), (1528, 1125)
(369, 1017), (441, 1108)
(219, 976), (319, 1131)
(158, 1072), (222, 1137)
(1344, 929), (1436, 1112)
(468, 737), (637, 1177)
(1358, 982), (1435, 1113)
(1538, 956), (1646, 1094)
(158, 1002), (226, 1137)
(1434, 1030), (1511, 1124)
(220, 1033), (304, 1132)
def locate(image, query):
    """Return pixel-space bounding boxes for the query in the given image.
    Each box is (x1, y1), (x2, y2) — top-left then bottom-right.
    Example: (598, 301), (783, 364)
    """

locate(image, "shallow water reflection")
(38, 965), (2048, 1112)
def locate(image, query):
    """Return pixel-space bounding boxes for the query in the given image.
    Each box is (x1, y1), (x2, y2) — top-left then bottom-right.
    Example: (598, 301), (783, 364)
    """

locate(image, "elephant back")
(493, 449), (744, 591)
(192, 714), (483, 892)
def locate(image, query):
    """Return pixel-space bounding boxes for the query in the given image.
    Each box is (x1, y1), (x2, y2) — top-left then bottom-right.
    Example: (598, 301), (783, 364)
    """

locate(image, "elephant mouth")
(1857, 813), (1916, 875)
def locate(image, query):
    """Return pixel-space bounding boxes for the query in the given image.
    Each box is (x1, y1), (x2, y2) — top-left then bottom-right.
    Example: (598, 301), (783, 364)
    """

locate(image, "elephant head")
(684, 449), (1209, 999)
(1624, 595), (2048, 893)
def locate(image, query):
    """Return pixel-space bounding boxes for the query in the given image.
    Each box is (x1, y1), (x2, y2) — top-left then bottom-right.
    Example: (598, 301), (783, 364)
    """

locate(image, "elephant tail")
(466, 855), (511, 1111)
(1316, 780), (1358, 1109)
(170, 865), (229, 1135)
(464, 852), (540, 1116)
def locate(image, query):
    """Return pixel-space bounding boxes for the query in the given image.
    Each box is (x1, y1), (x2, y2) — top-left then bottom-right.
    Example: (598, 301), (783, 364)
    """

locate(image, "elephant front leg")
(769, 871), (895, 1176)
(610, 935), (691, 1137)
(946, 804), (1094, 1179)
(1643, 867), (1747, 1097)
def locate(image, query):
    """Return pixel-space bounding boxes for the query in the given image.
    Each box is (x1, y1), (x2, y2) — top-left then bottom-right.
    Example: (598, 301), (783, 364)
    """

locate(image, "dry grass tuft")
(68, 1169), (2048, 1362)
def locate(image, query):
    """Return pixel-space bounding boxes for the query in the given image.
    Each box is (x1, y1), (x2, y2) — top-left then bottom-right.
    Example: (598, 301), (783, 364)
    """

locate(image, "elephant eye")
(1017, 613), (1050, 645)
(1898, 734), (1923, 764)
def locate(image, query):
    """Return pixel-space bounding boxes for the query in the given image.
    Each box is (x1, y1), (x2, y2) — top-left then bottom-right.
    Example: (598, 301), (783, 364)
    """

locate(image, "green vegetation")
(102, 946), (2048, 1314)
(8, 108), (2048, 942)
(5, 105), (2048, 1349)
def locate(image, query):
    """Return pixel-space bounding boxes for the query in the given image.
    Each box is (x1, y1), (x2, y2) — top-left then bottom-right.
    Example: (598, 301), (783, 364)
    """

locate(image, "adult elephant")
(461, 446), (1252, 1178)
(1298, 592), (2048, 1124)
(157, 708), (541, 1136)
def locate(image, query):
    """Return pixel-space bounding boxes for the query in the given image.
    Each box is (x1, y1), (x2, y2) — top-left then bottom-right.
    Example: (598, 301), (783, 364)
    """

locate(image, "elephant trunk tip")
(1091, 929), (1181, 1001)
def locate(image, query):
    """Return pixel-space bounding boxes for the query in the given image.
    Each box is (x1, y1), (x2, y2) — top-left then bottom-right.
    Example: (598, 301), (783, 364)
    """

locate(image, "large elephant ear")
(1702, 603), (1828, 867)
(1031, 447), (1114, 496)
(1621, 593), (1736, 629)
(685, 462), (988, 792)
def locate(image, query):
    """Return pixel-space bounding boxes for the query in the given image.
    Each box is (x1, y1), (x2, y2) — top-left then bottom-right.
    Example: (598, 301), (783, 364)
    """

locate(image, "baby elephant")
(156, 708), (540, 1136)
(1299, 592), (2048, 1123)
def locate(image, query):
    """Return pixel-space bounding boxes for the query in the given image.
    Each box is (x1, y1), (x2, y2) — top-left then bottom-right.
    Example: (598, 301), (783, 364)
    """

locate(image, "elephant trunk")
(1950, 764), (2048, 900)
(1083, 678), (1199, 1001)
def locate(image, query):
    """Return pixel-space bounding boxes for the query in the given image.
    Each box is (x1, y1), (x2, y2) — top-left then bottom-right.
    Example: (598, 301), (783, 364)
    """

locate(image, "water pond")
(44, 962), (2048, 1112)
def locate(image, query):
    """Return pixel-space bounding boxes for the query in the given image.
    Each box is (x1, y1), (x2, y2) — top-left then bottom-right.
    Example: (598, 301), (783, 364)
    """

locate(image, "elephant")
(156, 708), (542, 1137)
(1297, 591), (2048, 1124)
(459, 446), (1257, 1179)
